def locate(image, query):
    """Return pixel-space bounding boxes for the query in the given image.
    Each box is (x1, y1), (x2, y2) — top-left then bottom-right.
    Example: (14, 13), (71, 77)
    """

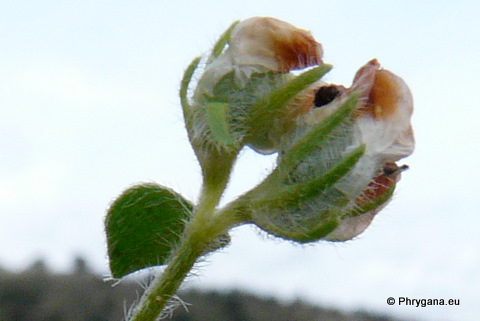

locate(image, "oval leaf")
(105, 183), (192, 278)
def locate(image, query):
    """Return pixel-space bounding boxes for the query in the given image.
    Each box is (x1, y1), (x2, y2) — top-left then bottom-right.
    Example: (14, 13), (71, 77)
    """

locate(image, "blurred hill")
(0, 258), (408, 321)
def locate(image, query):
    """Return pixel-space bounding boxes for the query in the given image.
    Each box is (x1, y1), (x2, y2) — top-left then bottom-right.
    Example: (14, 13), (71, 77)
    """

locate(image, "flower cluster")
(182, 16), (414, 242)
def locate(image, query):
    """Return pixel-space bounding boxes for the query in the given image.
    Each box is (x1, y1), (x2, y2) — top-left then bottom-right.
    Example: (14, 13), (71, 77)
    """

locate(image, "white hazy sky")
(1, 1), (479, 320)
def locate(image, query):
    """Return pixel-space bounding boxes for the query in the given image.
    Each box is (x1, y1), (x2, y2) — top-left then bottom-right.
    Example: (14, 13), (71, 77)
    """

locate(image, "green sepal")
(105, 183), (192, 278)
(249, 64), (333, 120)
(244, 64), (332, 151)
(180, 56), (201, 125)
(206, 102), (236, 148)
(207, 20), (240, 63)
(281, 214), (341, 244)
(255, 145), (365, 209)
(246, 94), (359, 202)
(247, 147), (364, 244)
(295, 217), (340, 243)
(277, 94), (358, 174)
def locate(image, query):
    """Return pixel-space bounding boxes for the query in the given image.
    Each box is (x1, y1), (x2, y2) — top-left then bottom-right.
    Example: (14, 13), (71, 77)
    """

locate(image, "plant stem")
(129, 171), (240, 320)
(129, 235), (202, 320)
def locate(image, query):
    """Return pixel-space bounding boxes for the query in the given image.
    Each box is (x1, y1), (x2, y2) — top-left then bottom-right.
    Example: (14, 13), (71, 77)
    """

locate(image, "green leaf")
(105, 183), (192, 278)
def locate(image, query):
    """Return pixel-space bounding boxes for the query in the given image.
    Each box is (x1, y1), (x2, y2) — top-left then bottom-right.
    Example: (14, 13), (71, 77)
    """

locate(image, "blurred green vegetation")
(0, 258), (407, 321)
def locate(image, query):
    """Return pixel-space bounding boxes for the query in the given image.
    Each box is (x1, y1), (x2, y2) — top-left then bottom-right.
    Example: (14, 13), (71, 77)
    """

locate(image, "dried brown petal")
(229, 17), (323, 72)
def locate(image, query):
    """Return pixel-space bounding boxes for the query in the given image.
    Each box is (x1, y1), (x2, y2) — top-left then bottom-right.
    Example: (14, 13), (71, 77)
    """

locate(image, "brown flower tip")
(230, 17), (323, 72)
(325, 163), (407, 242)
(355, 162), (405, 209)
(349, 59), (415, 163)
(352, 59), (413, 121)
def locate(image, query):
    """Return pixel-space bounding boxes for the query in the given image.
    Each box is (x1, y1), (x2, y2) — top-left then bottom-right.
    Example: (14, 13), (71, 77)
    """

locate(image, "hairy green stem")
(129, 233), (203, 321)
(129, 156), (241, 320)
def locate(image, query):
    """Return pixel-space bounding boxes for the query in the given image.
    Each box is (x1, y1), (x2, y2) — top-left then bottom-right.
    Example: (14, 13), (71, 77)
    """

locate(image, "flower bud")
(198, 17), (323, 93)
(322, 60), (414, 240)
(181, 17), (326, 163)
(228, 17), (323, 75)
(245, 60), (414, 242)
